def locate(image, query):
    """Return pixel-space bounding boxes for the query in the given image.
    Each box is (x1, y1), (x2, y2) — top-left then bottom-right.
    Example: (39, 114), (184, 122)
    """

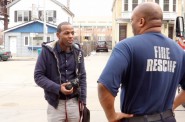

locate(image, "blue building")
(4, 20), (57, 57)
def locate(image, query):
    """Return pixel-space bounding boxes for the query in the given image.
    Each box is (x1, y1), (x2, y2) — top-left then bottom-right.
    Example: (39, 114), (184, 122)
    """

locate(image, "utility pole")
(0, 0), (9, 30)
(0, 0), (10, 30)
(4, 0), (8, 30)
(182, 0), (185, 18)
(43, 0), (47, 42)
(67, 0), (70, 9)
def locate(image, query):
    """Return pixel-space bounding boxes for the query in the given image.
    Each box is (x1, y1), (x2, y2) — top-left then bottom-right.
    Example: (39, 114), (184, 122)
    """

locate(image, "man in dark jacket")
(34, 22), (86, 122)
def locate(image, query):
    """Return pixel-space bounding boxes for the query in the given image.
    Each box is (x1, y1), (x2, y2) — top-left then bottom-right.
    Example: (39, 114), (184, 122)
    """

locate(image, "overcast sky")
(70, 0), (113, 17)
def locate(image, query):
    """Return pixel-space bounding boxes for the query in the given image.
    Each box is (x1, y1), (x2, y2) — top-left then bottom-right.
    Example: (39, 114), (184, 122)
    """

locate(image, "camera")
(65, 78), (79, 90)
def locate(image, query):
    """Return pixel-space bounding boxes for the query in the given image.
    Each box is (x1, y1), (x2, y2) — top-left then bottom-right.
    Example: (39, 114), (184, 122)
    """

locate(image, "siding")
(8, 22), (57, 33)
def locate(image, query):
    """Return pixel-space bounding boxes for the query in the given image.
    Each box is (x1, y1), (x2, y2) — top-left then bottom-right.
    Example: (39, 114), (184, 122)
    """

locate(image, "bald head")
(133, 2), (163, 22)
(131, 2), (163, 35)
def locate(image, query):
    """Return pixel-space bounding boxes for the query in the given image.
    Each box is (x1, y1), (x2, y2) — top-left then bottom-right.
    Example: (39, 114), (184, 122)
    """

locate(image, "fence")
(81, 41), (95, 57)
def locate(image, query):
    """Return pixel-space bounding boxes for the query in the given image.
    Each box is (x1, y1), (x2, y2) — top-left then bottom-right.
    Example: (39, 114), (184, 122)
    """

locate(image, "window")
(119, 25), (127, 41)
(164, 0), (169, 11)
(173, 0), (176, 12)
(24, 37), (29, 46)
(15, 11), (31, 22)
(39, 10), (56, 23)
(124, 0), (128, 11)
(47, 11), (54, 22)
(85, 36), (90, 40)
(32, 36), (43, 46)
(98, 36), (106, 41)
(24, 11), (29, 21)
(17, 11), (23, 22)
(155, 0), (159, 4)
(132, 0), (138, 10)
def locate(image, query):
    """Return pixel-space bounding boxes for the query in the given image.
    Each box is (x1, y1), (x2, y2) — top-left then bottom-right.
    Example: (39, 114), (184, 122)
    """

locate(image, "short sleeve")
(98, 42), (131, 96)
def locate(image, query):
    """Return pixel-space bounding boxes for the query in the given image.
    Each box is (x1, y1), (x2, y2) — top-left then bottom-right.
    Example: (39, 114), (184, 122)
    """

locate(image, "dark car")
(96, 41), (108, 52)
(0, 49), (12, 61)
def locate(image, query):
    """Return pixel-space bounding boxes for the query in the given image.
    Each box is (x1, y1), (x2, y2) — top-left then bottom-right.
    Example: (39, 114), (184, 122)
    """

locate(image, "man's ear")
(56, 32), (60, 38)
(139, 18), (145, 27)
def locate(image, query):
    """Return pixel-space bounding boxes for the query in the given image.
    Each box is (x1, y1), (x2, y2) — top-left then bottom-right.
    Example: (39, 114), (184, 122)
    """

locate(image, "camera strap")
(73, 43), (82, 78)
(73, 43), (84, 104)
(77, 51), (82, 77)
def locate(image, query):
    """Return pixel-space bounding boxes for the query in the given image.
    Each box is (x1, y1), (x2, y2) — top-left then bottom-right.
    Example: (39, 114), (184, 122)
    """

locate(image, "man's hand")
(173, 89), (185, 110)
(108, 112), (133, 122)
(98, 83), (133, 122)
(60, 82), (73, 95)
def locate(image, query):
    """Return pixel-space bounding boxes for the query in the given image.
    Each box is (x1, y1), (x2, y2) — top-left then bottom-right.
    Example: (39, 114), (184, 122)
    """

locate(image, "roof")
(6, 0), (74, 17)
(51, 0), (74, 17)
(4, 19), (57, 33)
(6, 0), (20, 8)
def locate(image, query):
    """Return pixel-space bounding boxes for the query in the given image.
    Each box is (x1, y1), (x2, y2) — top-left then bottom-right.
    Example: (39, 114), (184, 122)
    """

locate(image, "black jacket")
(34, 40), (86, 108)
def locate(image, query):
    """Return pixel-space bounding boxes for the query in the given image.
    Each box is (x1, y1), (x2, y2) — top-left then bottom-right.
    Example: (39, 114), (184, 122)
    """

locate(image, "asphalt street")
(0, 51), (185, 122)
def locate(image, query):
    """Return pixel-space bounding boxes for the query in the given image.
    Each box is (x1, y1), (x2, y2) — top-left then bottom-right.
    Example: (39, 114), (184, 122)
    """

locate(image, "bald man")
(97, 2), (185, 122)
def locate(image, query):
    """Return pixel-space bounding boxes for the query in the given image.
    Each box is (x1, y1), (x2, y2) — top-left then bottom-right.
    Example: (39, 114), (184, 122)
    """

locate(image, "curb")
(9, 57), (37, 61)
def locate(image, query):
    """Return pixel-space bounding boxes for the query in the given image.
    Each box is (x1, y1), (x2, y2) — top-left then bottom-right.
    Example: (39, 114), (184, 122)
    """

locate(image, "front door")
(9, 36), (17, 55)
(168, 24), (174, 39)
(119, 25), (127, 41)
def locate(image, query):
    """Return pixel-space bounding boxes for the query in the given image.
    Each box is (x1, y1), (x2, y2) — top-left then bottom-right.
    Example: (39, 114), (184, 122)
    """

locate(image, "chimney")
(67, 0), (70, 9)
(32, 4), (38, 20)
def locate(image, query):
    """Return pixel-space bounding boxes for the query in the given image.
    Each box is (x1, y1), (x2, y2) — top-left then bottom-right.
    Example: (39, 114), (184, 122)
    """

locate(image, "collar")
(56, 42), (74, 53)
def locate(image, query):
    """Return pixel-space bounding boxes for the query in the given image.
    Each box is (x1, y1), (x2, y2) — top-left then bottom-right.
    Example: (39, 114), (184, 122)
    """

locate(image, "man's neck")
(61, 45), (72, 53)
(141, 27), (161, 34)
(65, 47), (72, 53)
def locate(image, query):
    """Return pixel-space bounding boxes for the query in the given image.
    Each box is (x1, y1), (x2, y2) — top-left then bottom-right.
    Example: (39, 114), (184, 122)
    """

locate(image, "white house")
(7, 0), (74, 28)
(4, 0), (74, 57)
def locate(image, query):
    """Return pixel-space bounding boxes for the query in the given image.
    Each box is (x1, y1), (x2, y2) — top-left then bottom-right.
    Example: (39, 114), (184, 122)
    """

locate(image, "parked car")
(0, 48), (12, 61)
(96, 41), (108, 52)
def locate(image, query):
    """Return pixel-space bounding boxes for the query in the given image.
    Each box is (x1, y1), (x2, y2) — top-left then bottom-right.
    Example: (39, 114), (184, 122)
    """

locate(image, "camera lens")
(65, 84), (73, 90)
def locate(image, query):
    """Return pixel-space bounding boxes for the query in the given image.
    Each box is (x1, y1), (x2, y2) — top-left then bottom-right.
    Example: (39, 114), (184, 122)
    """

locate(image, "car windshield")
(97, 41), (106, 45)
(98, 41), (105, 44)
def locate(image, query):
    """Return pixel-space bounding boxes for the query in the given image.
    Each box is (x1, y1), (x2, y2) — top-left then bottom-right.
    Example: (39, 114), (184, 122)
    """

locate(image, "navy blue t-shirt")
(98, 32), (185, 115)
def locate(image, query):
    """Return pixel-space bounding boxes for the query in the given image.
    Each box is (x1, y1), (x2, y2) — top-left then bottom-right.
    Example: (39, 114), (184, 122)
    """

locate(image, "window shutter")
(14, 11), (17, 22)
(53, 11), (56, 23)
(54, 10), (56, 18)
(29, 11), (31, 21)
(39, 10), (42, 20)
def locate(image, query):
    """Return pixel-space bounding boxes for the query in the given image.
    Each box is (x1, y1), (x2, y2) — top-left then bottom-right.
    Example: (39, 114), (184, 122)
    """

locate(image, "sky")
(70, 0), (113, 17)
